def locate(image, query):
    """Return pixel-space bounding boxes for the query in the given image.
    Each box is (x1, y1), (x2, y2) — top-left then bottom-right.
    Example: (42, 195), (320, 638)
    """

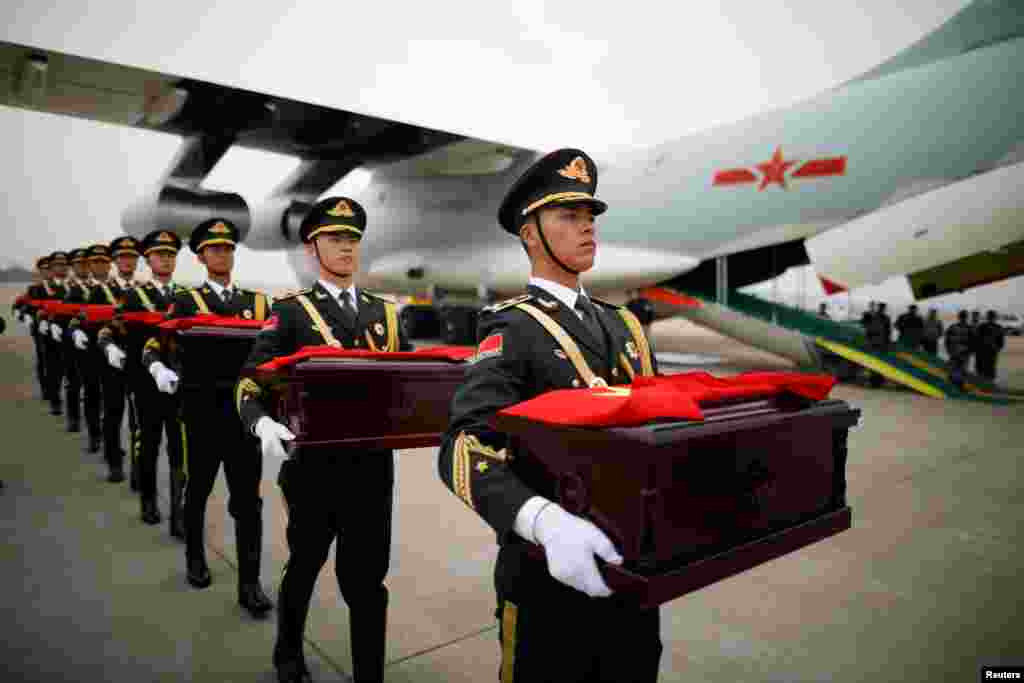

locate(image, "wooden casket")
(492, 393), (860, 608)
(246, 356), (469, 450)
(159, 322), (263, 391)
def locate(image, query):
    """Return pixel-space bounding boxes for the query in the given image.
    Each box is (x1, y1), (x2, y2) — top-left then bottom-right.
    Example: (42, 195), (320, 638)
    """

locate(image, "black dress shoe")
(140, 500), (161, 525)
(239, 582), (274, 617)
(88, 436), (101, 453)
(187, 556), (212, 589)
(107, 468), (125, 483)
(274, 659), (312, 683)
(50, 405), (62, 416)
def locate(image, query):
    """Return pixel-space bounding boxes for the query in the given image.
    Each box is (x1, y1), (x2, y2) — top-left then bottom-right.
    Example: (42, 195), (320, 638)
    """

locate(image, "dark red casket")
(491, 394), (859, 608)
(246, 356), (469, 450)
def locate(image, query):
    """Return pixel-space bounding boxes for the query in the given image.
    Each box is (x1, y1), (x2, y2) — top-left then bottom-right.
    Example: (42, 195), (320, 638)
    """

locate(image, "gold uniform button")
(572, 378), (581, 388)
(612, 367), (619, 376)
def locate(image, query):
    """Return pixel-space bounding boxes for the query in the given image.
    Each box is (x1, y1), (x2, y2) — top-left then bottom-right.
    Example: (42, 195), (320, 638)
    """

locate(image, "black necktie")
(574, 294), (602, 341)
(338, 291), (357, 328)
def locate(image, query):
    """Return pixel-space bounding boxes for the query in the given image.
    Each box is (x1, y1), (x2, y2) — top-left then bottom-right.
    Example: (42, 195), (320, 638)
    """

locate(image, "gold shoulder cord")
(101, 284), (116, 305)
(514, 302), (607, 388)
(189, 290), (210, 314)
(617, 308), (655, 377)
(134, 287), (156, 312)
(254, 293), (266, 321)
(296, 294), (343, 348)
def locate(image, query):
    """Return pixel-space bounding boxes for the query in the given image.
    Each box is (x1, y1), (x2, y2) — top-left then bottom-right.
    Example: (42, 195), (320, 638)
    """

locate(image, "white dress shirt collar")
(528, 276), (588, 317)
(317, 279), (358, 312)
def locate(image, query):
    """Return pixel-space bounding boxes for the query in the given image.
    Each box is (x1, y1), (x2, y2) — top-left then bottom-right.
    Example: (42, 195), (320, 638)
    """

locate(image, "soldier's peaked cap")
(189, 218), (239, 254)
(300, 196), (366, 243)
(110, 236), (142, 258)
(36, 255), (51, 268)
(88, 243), (112, 261)
(141, 230), (182, 256)
(69, 248), (90, 263)
(48, 251), (69, 265)
(498, 148), (607, 234)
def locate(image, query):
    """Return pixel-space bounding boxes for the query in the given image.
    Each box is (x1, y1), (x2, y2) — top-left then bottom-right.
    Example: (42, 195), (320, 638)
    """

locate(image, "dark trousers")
(494, 544), (662, 683)
(275, 450), (394, 681)
(44, 335), (65, 410)
(79, 347), (103, 440)
(975, 351), (998, 380)
(137, 382), (184, 502)
(31, 329), (48, 398)
(921, 339), (938, 355)
(181, 391), (264, 582)
(102, 364), (128, 471)
(62, 337), (81, 426)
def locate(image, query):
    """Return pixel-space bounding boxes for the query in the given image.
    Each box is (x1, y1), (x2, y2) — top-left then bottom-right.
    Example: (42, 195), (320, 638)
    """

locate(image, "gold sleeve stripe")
(255, 293), (266, 321)
(451, 432), (475, 510)
(235, 377), (263, 416)
(179, 419), (189, 479)
(617, 308), (654, 376)
(501, 601), (519, 683)
(189, 289), (210, 314)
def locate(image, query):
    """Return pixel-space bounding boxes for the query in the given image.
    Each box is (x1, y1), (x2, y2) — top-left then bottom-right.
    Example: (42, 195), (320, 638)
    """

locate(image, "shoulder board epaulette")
(481, 294), (533, 314)
(274, 288), (312, 301)
(361, 290), (396, 304)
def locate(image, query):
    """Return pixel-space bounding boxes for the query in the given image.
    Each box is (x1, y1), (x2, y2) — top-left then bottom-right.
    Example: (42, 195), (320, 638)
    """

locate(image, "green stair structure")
(669, 288), (1024, 404)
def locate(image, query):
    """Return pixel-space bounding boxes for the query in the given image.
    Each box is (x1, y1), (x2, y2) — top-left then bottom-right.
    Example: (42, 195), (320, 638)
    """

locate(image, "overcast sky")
(3, 0), (1020, 308)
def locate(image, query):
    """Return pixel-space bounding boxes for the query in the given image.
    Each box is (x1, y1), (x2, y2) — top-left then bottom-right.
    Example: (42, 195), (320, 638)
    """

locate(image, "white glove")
(38, 320), (49, 334)
(106, 344), (126, 369)
(254, 416), (295, 461)
(72, 329), (89, 350)
(149, 361), (179, 394)
(534, 503), (623, 598)
(50, 323), (63, 341)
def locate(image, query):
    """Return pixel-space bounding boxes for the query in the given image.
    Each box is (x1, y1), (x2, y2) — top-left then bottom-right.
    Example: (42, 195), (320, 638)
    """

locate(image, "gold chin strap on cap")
(616, 308), (655, 377)
(296, 294), (343, 348)
(514, 302), (607, 388)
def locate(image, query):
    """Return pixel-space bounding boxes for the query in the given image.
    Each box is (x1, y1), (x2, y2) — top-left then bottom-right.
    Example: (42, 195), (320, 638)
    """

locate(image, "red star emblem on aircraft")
(756, 147), (797, 190)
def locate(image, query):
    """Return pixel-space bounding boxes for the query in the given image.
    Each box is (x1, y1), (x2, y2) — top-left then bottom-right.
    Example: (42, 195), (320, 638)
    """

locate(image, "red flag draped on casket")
(498, 372), (837, 426)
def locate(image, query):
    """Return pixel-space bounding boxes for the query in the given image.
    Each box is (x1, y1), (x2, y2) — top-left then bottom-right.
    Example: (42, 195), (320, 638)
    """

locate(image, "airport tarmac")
(2, 285), (1022, 682)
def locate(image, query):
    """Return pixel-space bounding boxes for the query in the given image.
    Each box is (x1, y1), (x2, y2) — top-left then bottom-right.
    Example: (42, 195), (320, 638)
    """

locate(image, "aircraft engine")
(121, 185), (250, 241)
(244, 198), (313, 250)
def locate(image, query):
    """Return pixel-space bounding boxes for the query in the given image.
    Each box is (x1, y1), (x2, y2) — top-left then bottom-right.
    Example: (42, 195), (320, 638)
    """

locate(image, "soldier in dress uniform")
(17, 256), (52, 400)
(973, 310), (1006, 381)
(98, 231), (185, 527)
(69, 244), (119, 453)
(143, 218), (275, 616)
(55, 247), (94, 435)
(96, 237), (143, 483)
(40, 251), (70, 416)
(438, 149), (663, 683)
(235, 196), (411, 683)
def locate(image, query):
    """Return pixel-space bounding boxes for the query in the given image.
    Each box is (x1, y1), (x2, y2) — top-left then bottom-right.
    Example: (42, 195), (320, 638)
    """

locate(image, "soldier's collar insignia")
(202, 287), (210, 294)
(557, 156), (591, 184)
(374, 322), (384, 335)
(210, 222), (231, 234)
(242, 309), (253, 319)
(361, 294), (370, 303)
(326, 200), (355, 217)
(625, 341), (639, 359)
(538, 298), (558, 311)
(315, 291), (328, 300)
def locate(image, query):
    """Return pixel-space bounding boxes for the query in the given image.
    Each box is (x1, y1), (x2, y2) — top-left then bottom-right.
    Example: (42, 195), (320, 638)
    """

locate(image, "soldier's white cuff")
(514, 495), (554, 545)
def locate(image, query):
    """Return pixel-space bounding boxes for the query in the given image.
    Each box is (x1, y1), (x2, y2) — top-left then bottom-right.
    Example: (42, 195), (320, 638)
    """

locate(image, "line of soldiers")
(12, 147), (663, 683)
(858, 301), (1006, 383)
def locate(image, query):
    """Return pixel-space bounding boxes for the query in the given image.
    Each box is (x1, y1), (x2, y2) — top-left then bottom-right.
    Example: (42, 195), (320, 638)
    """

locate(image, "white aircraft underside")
(1, 1), (1023, 301)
